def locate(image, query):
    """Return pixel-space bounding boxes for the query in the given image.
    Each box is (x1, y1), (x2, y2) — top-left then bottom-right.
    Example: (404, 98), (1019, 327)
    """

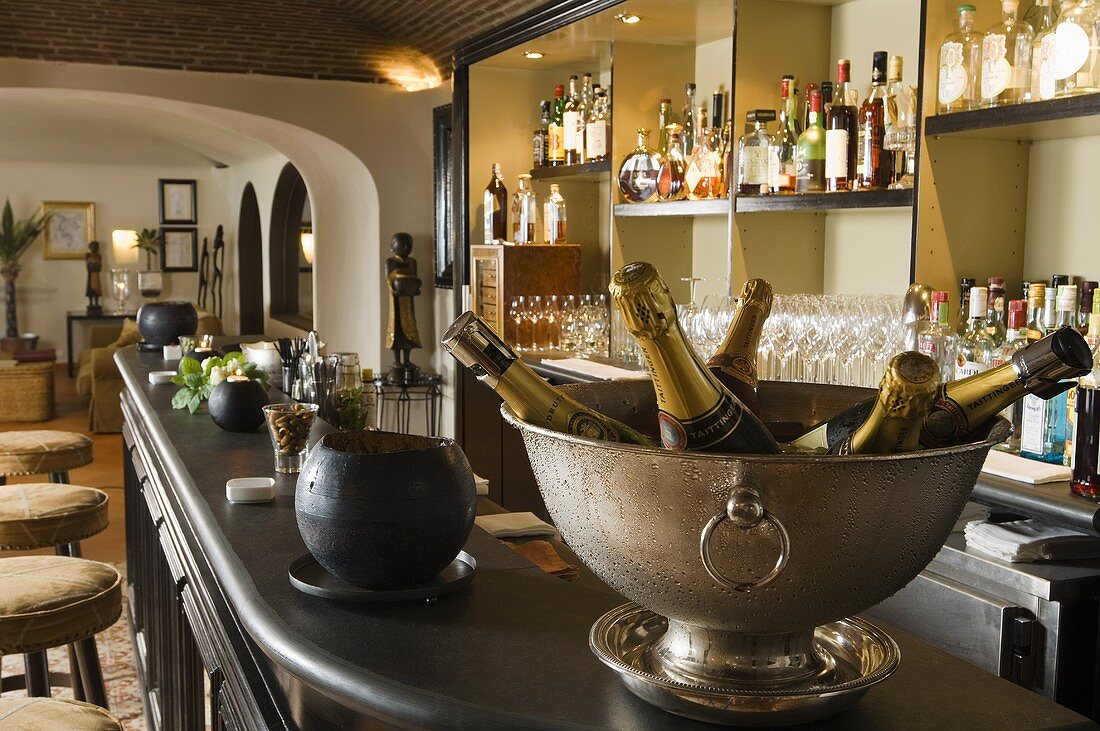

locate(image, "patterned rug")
(1, 564), (145, 729)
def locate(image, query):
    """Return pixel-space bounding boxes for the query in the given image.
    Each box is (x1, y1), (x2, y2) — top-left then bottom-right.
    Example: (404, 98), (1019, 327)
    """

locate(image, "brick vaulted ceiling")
(0, 0), (550, 86)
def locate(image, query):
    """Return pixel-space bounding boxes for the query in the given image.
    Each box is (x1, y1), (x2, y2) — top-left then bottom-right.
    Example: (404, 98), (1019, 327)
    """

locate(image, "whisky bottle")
(483, 163), (507, 245)
(829, 352), (940, 455)
(788, 327), (1093, 451)
(826, 59), (859, 192)
(563, 75), (582, 165)
(548, 84), (566, 166)
(609, 262), (780, 454)
(533, 100), (551, 167)
(706, 278), (772, 415)
(795, 89), (826, 193)
(857, 51), (894, 190)
(442, 311), (652, 445)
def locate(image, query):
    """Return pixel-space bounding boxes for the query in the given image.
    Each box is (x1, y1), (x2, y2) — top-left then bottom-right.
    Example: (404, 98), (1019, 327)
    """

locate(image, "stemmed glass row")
(507, 294), (610, 357)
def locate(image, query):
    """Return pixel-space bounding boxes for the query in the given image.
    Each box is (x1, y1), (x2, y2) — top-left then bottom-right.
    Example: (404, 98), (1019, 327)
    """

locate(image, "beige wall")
(0, 160), (231, 358)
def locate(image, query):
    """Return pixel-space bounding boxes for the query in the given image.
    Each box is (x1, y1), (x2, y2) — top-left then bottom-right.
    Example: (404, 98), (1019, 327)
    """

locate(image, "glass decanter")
(685, 126), (721, 200)
(657, 124), (688, 202)
(981, 0), (1034, 106)
(1029, 0), (1057, 100)
(542, 183), (567, 245)
(510, 174), (537, 244)
(938, 4), (985, 113)
(617, 128), (661, 204)
(1054, 0), (1100, 97)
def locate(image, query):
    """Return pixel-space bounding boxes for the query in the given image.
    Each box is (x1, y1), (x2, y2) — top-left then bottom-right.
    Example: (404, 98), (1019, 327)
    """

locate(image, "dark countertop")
(116, 346), (1097, 730)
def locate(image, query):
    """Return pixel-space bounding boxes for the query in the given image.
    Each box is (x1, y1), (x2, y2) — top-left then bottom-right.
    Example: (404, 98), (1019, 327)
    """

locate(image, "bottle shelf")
(734, 189), (913, 213)
(529, 160), (611, 182)
(613, 198), (729, 218)
(925, 93), (1100, 142)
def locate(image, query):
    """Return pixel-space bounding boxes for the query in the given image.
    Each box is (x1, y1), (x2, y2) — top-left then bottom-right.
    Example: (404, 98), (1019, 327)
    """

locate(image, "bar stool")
(0, 698), (122, 729)
(0, 431), (94, 485)
(0, 556), (122, 709)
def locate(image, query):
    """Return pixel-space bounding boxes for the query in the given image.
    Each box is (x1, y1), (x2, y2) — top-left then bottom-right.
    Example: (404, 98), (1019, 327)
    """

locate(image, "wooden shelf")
(613, 198), (729, 218)
(925, 93), (1100, 141)
(734, 189), (913, 213)
(529, 160), (610, 182)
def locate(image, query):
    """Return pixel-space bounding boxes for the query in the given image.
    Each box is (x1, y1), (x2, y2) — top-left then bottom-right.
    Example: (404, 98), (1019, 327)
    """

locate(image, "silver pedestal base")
(590, 603), (900, 727)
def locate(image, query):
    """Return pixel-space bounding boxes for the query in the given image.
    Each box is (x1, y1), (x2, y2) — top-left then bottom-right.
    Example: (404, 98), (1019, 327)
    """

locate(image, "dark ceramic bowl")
(137, 301), (198, 346)
(295, 430), (476, 588)
(208, 379), (269, 432)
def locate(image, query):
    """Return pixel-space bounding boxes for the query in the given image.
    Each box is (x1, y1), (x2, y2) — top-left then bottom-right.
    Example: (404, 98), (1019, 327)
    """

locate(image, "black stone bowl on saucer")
(208, 378), (269, 432)
(295, 430), (476, 589)
(137, 300), (198, 346)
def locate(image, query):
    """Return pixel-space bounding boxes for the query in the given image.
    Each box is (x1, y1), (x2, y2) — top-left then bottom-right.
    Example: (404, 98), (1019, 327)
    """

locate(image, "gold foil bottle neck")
(609, 262), (678, 339)
(877, 351), (940, 417)
(1028, 283), (1046, 309)
(739, 278), (774, 315)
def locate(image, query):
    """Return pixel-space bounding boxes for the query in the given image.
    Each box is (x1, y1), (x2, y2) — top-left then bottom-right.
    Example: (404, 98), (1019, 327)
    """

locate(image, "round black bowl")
(208, 379), (269, 432)
(137, 301), (198, 346)
(295, 431), (476, 588)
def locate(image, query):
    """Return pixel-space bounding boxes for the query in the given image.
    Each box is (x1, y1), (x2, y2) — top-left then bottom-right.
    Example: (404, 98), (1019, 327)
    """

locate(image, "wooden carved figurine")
(197, 236), (210, 309)
(211, 225), (225, 319)
(385, 232), (422, 385)
(85, 240), (103, 314)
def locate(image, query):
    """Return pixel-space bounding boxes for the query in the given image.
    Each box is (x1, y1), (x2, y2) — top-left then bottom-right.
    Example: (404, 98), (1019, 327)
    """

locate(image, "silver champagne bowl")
(502, 380), (1010, 725)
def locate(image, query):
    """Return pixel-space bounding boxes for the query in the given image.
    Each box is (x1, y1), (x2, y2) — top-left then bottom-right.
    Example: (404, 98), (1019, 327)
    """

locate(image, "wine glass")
(509, 296), (526, 349)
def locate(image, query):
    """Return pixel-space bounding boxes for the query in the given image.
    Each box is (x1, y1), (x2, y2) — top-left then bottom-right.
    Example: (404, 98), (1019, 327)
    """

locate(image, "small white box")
(163, 344), (183, 360)
(226, 477), (276, 504)
(148, 370), (176, 385)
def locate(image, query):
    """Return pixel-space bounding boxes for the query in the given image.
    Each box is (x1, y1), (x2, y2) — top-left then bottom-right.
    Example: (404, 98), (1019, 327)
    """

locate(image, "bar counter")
(116, 347), (1096, 730)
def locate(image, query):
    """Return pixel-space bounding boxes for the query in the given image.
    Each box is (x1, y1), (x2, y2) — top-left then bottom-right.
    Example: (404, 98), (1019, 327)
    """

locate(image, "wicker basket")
(0, 363), (55, 422)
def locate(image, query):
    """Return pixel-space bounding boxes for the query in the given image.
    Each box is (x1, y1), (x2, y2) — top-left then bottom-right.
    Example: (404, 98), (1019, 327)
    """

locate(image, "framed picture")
(41, 201), (95, 260)
(159, 179), (197, 225)
(161, 228), (198, 272)
(432, 104), (453, 289)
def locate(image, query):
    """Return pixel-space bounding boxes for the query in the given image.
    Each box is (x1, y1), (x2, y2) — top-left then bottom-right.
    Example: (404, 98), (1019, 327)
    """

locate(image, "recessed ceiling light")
(523, 50), (545, 59)
(616, 13), (641, 24)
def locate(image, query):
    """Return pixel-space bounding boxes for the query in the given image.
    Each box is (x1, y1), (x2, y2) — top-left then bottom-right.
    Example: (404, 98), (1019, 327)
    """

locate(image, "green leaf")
(171, 388), (191, 410)
(222, 351), (244, 362)
(187, 393), (201, 414)
(179, 357), (202, 376)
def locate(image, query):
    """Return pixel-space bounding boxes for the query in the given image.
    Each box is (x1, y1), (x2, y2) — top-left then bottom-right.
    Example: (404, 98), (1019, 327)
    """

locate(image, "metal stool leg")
(52, 542), (87, 700)
(74, 636), (108, 709)
(48, 471), (71, 484)
(0, 476), (6, 486)
(23, 651), (50, 697)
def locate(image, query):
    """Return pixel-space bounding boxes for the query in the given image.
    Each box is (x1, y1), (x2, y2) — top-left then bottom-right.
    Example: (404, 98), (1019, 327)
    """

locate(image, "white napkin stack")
(540, 358), (648, 381)
(981, 450), (1072, 484)
(475, 512), (560, 540)
(964, 519), (1100, 562)
(952, 502), (990, 533)
(473, 473), (490, 497)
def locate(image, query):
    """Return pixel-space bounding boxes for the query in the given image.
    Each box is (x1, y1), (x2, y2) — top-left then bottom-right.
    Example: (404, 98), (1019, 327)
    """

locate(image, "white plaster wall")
(0, 160), (230, 359)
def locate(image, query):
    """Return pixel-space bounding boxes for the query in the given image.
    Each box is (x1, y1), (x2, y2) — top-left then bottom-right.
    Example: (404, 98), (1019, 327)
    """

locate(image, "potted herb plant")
(0, 199), (48, 341)
(173, 352), (270, 432)
(135, 228), (163, 298)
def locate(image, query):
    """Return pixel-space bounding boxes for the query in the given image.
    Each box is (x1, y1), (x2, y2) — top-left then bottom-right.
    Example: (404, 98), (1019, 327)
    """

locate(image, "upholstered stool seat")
(0, 697), (122, 730)
(0, 431), (93, 479)
(0, 484), (109, 551)
(0, 556), (121, 656)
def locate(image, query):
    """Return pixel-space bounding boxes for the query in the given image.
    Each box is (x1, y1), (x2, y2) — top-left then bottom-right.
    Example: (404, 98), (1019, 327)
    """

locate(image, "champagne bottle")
(705, 278), (772, 415)
(609, 262), (780, 454)
(442, 312), (652, 445)
(788, 328), (1093, 451)
(829, 352), (940, 455)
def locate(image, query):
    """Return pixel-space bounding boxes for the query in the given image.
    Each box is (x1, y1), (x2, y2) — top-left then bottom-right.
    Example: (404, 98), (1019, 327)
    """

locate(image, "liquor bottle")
(783, 75), (803, 136)
(1026, 282), (1047, 341)
(657, 99), (674, 155)
(483, 163), (507, 245)
(769, 78), (799, 193)
(1054, 0), (1100, 98)
(711, 89), (725, 131)
(1020, 286), (1080, 462)
(991, 299), (1030, 452)
(1079, 280), (1098, 329)
(788, 327), (1093, 452)
(795, 89), (826, 193)
(510, 174), (537, 244)
(957, 285), (995, 379)
(918, 290), (958, 383)
(686, 125), (721, 200)
(1051, 273), (1070, 288)
(563, 75), (584, 165)
(442, 311), (652, 445)
(737, 110), (775, 195)
(938, 4), (985, 113)
(987, 276), (1007, 345)
(802, 83), (819, 133)
(1072, 312), (1100, 497)
(981, 0), (1034, 106)
(829, 352), (940, 455)
(657, 125), (688, 201)
(1041, 284), (1058, 333)
(820, 81), (834, 117)
(1029, 0), (1057, 100)
(580, 72), (594, 125)
(534, 100), (551, 167)
(609, 262), (781, 454)
(681, 83), (698, 158)
(857, 51), (895, 190)
(884, 55), (908, 187)
(717, 120), (734, 198)
(585, 90), (609, 163)
(618, 128), (661, 203)
(549, 84), (566, 166)
(826, 59), (859, 193)
(706, 278), (772, 415)
(957, 277), (976, 335)
(543, 184), (567, 245)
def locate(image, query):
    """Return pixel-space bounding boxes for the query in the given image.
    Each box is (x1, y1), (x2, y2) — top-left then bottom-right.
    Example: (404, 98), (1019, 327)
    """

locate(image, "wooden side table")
(66, 310), (136, 377)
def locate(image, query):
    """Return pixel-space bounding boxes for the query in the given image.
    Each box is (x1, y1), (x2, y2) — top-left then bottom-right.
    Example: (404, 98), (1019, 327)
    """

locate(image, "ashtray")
(148, 370), (176, 385)
(226, 477), (276, 504)
(288, 551), (476, 603)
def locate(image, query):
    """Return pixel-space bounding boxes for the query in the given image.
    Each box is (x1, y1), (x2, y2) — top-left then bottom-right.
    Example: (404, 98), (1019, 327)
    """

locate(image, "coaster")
(289, 551), (476, 603)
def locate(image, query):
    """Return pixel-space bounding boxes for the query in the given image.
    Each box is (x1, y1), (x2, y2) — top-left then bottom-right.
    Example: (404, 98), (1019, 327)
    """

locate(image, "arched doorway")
(237, 183), (264, 334)
(269, 163), (312, 329)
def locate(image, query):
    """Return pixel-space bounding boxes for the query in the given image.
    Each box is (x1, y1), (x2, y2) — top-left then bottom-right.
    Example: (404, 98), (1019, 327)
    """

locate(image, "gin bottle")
(1020, 286), (1078, 462)
(956, 285), (994, 379)
(737, 110), (775, 195)
(510, 174), (537, 244)
(918, 290), (958, 383)
(939, 4), (985, 113)
(1054, 0), (1100, 98)
(981, 0), (1034, 106)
